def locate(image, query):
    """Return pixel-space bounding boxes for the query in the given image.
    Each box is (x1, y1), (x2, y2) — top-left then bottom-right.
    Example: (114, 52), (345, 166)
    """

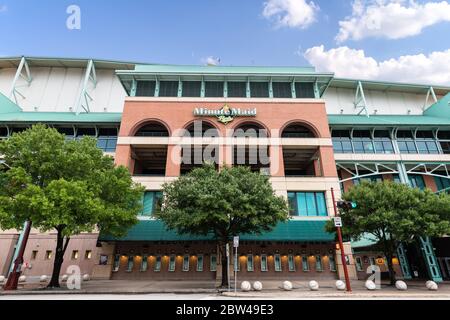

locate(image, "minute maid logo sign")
(194, 104), (257, 125)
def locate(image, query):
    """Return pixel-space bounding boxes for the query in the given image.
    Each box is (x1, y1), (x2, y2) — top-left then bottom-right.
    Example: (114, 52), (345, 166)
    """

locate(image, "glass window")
(234, 254), (240, 272)
(440, 141), (450, 154)
(127, 256), (134, 272)
(197, 255), (204, 272)
(352, 130), (374, 154)
(97, 128), (118, 152)
(302, 255), (309, 271)
(247, 254), (254, 272)
(113, 254), (120, 272)
(295, 82), (315, 98)
(205, 82), (224, 97)
(272, 82), (292, 98)
(76, 127), (96, 138)
(288, 255), (295, 272)
(227, 82), (247, 97)
(183, 255), (190, 272)
(45, 251), (52, 260)
(261, 255), (268, 272)
(169, 255), (176, 272)
(182, 81), (201, 97)
(154, 255), (161, 272)
(250, 82), (269, 98)
(71, 250), (79, 260)
(373, 130), (394, 154)
(332, 130), (353, 153)
(210, 254), (217, 272)
(329, 255), (336, 272)
(409, 175), (425, 190)
(136, 81), (156, 97)
(141, 255), (148, 272)
(85, 250), (92, 260)
(397, 130), (418, 154)
(159, 81), (179, 97)
(288, 192), (328, 217)
(141, 191), (163, 216)
(274, 254), (282, 272)
(315, 255), (323, 271)
(434, 176), (450, 193)
(355, 257), (363, 271)
(31, 250), (38, 260)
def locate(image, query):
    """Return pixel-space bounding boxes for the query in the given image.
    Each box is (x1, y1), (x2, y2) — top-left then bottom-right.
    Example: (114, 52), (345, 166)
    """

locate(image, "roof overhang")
(0, 56), (139, 70)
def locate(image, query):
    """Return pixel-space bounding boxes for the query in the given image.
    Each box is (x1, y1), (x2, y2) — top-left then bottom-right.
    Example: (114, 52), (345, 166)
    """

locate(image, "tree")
(0, 124), (144, 288)
(327, 181), (450, 285)
(155, 164), (289, 287)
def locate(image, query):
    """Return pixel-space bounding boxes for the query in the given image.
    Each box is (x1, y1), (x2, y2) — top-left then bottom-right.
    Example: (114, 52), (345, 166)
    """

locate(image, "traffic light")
(337, 201), (357, 210)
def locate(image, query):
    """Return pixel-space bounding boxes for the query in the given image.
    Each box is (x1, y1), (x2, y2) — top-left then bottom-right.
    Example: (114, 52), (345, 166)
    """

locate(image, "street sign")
(334, 217), (343, 227)
(233, 236), (239, 248)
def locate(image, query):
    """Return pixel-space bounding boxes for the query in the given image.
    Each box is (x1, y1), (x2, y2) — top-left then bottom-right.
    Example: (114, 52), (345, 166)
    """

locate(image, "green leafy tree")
(155, 164), (289, 287)
(0, 124), (144, 288)
(327, 181), (450, 285)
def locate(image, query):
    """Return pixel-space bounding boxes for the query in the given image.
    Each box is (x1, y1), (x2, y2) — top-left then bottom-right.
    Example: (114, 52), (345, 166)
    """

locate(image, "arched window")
(135, 122), (169, 137)
(282, 123), (316, 138)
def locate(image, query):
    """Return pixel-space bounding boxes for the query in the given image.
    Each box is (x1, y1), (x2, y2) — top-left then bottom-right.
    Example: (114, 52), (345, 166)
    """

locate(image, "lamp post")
(330, 188), (352, 293)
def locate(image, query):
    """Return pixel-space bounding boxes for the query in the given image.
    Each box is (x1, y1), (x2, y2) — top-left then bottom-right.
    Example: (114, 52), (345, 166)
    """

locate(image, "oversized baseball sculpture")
(241, 281), (251, 292)
(253, 281), (263, 291)
(309, 280), (319, 291)
(282, 281), (293, 291)
(365, 280), (376, 290)
(395, 280), (407, 291)
(335, 280), (346, 291)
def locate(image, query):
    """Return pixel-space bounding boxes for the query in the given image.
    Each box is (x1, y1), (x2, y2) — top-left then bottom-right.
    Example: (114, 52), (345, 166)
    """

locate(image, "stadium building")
(0, 57), (449, 284)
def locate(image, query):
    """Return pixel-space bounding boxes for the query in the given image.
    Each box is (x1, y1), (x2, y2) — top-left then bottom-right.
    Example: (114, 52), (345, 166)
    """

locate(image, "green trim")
(0, 111), (122, 124)
(0, 93), (22, 113)
(99, 220), (334, 242)
(328, 115), (450, 126)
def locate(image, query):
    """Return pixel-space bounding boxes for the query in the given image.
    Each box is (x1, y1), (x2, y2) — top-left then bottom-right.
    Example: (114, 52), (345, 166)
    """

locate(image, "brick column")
(166, 145), (181, 177)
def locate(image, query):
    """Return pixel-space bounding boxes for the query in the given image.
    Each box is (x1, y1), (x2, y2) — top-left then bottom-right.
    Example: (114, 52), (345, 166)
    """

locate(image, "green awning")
(328, 114), (450, 127)
(99, 219), (334, 242)
(0, 111), (122, 124)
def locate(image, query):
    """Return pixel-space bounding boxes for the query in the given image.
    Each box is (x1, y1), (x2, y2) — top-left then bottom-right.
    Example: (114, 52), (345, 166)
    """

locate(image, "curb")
(0, 289), (220, 296)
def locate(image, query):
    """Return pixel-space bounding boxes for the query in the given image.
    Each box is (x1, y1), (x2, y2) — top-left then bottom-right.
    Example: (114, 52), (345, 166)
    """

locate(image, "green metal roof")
(328, 115), (450, 127)
(424, 93), (450, 118)
(0, 93), (22, 113)
(0, 111), (122, 124)
(99, 219), (334, 242)
(351, 233), (379, 249)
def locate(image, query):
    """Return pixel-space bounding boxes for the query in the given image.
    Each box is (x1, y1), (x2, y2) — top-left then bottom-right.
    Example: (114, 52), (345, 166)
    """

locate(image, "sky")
(0, 0), (450, 85)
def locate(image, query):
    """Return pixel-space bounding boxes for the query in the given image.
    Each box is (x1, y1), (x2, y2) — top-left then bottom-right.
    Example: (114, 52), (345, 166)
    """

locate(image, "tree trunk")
(218, 241), (229, 288)
(47, 229), (70, 288)
(381, 236), (396, 286)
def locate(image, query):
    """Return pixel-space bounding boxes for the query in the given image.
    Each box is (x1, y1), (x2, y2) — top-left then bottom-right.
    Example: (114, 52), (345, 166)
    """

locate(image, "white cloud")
(262, 0), (319, 29)
(304, 45), (450, 85)
(201, 56), (221, 66)
(337, 0), (450, 43)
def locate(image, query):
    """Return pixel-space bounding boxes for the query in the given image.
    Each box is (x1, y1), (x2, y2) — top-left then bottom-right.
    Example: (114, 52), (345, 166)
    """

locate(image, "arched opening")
(180, 121), (220, 174)
(281, 123), (317, 138)
(281, 123), (319, 177)
(132, 121), (169, 176)
(135, 122), (169, 137)
(233, 122), (268, 138)
(232, 121), (270, 173)
(184, 121), (219, 137)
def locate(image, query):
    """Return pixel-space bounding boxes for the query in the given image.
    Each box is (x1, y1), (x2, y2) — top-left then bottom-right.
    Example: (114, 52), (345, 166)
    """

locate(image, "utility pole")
(4, 220), (32, 290)
(330, 188), (352, 293)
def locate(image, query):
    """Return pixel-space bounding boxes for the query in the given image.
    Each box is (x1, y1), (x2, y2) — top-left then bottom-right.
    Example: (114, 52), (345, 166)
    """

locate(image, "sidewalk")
(1, 279), (450, 298)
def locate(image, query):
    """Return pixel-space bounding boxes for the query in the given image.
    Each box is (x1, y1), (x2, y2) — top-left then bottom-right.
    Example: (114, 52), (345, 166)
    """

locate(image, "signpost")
(226, 243), (230, 292)
(233, 236), (239, 293)
(334, 217), (342, 228)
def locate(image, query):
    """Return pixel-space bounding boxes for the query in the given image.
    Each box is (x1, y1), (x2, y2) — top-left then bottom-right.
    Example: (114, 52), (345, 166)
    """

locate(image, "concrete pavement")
(1, 279), (449, 299)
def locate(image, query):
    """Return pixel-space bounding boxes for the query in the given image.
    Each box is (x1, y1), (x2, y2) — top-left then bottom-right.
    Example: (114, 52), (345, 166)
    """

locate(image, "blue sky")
(1, 0), (450, 84)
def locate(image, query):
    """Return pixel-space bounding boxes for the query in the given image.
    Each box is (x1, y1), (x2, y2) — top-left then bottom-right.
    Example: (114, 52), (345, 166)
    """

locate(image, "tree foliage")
(327, 181), (450, 284)
(0, 124), (144, 287)
(156, 164), (289, 286)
